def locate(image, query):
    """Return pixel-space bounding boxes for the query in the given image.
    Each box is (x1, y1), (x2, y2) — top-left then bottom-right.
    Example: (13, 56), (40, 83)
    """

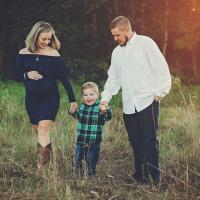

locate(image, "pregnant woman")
(15, 21), (78, 168)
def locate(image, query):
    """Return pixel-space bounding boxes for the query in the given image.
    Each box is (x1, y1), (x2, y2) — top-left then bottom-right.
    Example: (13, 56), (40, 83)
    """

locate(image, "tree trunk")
(192, 48), (197, 78)
(0, 32), (5, 74)
(163, 0), (169, 57)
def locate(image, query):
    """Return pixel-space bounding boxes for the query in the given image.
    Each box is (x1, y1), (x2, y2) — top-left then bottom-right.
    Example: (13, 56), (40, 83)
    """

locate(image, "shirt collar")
(126, 32), (137, 46)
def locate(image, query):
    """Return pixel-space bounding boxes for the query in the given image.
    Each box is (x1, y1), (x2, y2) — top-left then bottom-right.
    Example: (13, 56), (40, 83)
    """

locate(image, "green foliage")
(1, 0), (200, 84)
(67, 58), (110, 82)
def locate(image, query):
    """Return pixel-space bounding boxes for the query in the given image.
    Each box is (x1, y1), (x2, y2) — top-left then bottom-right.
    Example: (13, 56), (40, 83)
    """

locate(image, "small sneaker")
(75, 166), (84, 178)
(88, 168), (96, 177)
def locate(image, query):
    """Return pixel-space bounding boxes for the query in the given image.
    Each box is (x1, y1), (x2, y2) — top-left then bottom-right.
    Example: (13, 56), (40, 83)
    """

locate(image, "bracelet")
(23, 72), (29, 80)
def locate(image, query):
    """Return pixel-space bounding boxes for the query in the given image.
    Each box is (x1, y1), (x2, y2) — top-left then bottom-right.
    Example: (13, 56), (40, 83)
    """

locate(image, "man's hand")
(154, 96), (163, 102)
(100, 100), (109, 113)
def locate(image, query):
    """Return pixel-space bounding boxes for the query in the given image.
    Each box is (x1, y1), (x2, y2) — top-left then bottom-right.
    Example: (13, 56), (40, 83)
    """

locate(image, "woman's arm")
(57, 57), (77, 103)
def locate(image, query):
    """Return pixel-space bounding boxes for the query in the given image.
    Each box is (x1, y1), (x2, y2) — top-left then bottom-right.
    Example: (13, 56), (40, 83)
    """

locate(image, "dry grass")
(0, 80), (200, 199)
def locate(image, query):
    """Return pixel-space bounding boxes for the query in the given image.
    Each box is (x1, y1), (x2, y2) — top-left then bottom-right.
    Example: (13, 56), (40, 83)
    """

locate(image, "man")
(100, 16), (171, 184)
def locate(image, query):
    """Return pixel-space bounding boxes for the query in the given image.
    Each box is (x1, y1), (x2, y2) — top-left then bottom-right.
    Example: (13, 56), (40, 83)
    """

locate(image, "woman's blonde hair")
(25, 21), (60, 52)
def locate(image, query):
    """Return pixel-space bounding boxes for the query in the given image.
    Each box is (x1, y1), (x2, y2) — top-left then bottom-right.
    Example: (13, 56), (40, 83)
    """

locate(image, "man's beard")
(119, 35), (129, 47)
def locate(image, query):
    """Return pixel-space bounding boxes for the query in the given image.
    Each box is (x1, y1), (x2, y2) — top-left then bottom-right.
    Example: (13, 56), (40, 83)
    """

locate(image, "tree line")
(0, 0), (200, 84)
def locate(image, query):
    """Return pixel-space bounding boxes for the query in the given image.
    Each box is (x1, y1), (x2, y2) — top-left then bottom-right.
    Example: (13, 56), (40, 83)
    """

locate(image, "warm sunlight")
(1, 1), (200, 199)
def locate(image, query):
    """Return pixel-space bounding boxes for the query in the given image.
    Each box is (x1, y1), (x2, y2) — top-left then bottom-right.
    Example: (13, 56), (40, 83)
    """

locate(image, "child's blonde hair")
(82, 82), (99, 95)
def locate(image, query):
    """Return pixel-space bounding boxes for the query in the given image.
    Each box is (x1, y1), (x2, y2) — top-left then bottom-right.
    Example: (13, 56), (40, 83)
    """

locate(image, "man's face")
(111, 27), (129, 46)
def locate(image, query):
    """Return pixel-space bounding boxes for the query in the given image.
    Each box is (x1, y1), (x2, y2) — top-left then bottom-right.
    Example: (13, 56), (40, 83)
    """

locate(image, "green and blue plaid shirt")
(72, 99), (112, 145)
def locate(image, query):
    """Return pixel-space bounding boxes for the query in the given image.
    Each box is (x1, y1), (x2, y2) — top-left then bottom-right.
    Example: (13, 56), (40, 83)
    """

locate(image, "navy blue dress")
(15, 54), (76, 124)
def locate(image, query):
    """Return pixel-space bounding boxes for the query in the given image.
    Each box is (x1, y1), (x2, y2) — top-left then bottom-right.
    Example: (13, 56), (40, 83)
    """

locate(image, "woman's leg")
(38, 120), (53, 147)
(37, 120), (53, 168)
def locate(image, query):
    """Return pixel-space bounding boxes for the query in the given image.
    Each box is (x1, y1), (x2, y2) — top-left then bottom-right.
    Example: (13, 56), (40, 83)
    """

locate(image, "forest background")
(0, 0), (200, 84)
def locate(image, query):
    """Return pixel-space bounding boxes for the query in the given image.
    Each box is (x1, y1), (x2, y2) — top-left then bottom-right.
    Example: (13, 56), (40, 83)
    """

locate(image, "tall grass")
(0, 78), (199, 199)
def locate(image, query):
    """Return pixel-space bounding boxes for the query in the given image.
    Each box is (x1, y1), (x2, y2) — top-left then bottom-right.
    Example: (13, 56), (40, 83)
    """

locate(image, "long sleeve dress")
(15, 54), (76, 124)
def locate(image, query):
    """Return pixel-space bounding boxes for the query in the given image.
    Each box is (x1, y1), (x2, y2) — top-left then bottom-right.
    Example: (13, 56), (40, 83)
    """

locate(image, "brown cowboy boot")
(37, 143), (53, 169)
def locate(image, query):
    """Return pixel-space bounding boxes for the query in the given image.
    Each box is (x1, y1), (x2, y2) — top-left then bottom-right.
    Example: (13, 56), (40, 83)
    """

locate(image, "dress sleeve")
(15, 55), (25, 82)
(57, 57), (76, 102)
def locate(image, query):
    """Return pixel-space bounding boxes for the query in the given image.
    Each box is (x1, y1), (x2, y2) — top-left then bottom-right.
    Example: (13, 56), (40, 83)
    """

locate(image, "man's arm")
(146, 38), (172, 100)
(101, 51), (121, 109)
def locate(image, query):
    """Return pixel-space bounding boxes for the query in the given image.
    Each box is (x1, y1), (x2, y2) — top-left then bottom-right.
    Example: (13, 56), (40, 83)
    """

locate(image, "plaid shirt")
(72, 99), (112, 144)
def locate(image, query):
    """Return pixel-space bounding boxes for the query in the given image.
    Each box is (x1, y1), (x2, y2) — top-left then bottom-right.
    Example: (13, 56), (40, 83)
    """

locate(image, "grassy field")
(0, 78), (200, 199)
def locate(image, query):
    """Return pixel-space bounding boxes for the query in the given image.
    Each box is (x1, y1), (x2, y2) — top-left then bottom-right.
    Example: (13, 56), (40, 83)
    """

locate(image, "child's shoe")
(88, 167), (96, 177)
(75, 165), (84, 178)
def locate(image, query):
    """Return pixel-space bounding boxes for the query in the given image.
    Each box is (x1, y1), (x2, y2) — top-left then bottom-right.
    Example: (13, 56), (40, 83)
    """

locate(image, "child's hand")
(100, 101), (108, 113)
(100, 104), (107, 113)
(100, 104), (109, 115)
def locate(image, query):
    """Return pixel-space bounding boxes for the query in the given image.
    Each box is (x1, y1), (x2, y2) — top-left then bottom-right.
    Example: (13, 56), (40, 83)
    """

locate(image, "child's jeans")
(75, 143), (100, 177)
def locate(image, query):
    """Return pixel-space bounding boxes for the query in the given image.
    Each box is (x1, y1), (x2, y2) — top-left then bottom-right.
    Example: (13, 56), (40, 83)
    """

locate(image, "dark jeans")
(123, 101), (160, 183)
(75, 143), (100, 176)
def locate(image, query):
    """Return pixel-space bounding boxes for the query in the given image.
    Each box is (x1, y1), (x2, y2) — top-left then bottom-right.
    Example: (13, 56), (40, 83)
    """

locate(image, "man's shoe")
(132, 173), (151, 184)
(152, 177), (160, 185)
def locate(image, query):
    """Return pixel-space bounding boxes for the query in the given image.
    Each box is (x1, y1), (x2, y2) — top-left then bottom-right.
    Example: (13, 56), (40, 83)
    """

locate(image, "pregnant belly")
(25, 78), (58, 99)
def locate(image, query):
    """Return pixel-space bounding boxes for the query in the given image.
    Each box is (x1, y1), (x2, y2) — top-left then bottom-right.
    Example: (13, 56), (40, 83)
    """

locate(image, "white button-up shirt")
(101, 32), (171, 114)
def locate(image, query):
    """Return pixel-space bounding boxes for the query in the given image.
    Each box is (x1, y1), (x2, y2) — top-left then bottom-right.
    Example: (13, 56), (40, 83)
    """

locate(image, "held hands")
(69, 102), (78, 113)
(100, 100), (109, 113)
(27, 71), (43, 80)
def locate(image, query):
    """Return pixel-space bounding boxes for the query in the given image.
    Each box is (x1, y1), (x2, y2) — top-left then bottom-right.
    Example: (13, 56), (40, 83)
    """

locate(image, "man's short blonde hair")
(110, 16), (132, 31)
(82, 82), (99, 95)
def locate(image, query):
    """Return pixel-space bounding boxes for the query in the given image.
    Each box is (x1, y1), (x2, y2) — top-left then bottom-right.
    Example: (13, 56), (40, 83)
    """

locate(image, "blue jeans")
(123, 101), (160, 184)
(75, 143), (100, 176)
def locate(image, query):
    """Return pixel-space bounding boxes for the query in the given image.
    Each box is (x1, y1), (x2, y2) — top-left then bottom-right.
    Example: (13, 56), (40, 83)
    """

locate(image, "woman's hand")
(27, 71), (43, 80)
(69, 102), (78, 113)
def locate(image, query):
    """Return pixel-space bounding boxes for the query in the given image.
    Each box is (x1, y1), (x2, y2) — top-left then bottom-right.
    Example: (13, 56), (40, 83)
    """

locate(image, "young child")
(70, 82), (112, 177)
